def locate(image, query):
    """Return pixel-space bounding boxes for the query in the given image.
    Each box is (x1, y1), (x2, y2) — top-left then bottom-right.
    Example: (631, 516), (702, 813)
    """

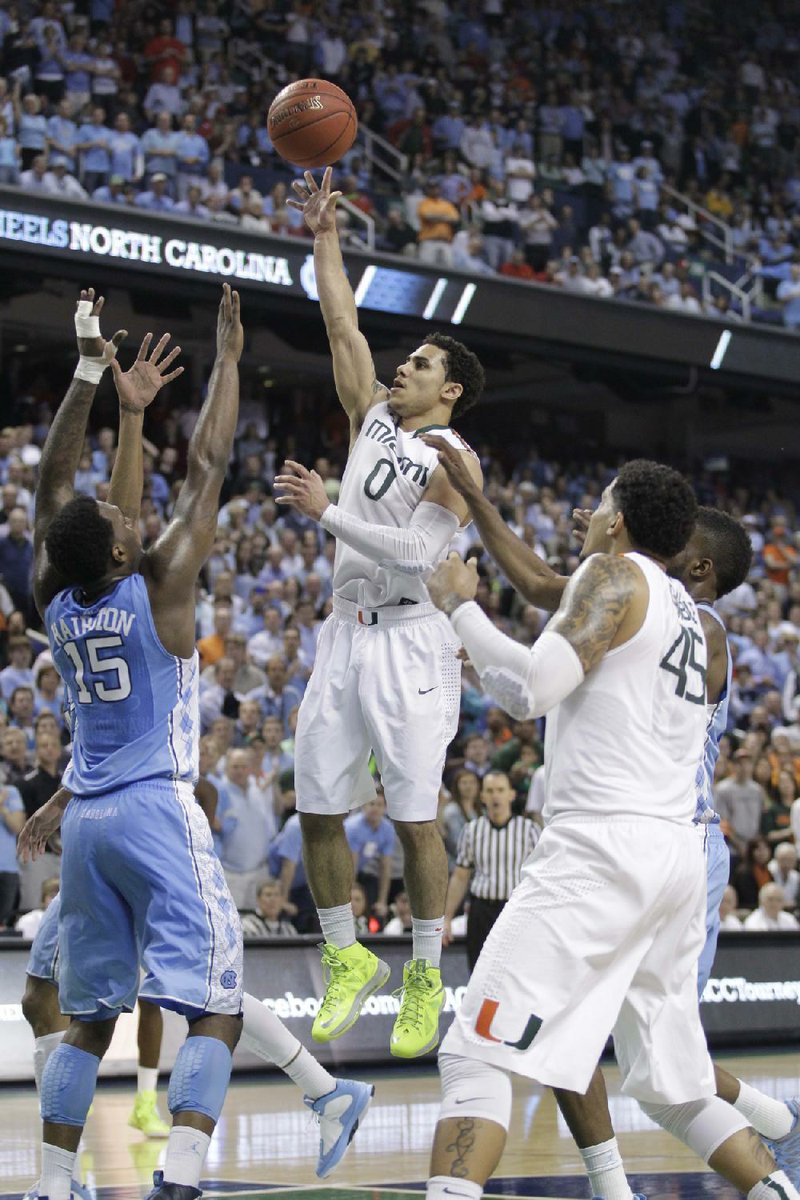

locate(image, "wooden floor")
(1, 1053), (798, 1200)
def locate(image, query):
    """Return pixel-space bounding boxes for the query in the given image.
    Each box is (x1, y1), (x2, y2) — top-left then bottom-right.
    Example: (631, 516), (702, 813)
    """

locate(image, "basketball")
(267, 78), (358, 169)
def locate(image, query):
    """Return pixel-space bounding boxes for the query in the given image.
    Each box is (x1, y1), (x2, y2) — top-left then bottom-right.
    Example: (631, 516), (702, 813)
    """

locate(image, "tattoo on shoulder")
(552, 554), (640, 675)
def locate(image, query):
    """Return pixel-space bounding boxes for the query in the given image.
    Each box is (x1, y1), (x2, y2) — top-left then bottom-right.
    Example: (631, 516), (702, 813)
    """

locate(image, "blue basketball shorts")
(58, 779), (243, 1021)
(26, 892), (61, 983)
(697, 821), (730, 998)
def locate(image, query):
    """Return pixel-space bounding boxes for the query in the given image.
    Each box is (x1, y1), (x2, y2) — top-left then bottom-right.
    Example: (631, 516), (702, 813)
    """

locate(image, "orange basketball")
(267, 78), (358, 169)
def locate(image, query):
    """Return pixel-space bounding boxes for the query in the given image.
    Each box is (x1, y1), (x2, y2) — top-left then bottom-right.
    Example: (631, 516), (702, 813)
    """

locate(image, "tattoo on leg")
(445, 1118), (477, 1179)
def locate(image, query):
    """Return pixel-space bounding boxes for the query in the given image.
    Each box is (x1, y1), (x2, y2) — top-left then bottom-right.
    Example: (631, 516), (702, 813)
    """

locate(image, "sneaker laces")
(393, 963), (432, 1030)
(318, 944), (354, 1013)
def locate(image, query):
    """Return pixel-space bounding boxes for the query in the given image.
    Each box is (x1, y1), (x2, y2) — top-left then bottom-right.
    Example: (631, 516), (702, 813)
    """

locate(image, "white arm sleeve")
(320, 500), (460, 577)
(450, 601), (585, 719)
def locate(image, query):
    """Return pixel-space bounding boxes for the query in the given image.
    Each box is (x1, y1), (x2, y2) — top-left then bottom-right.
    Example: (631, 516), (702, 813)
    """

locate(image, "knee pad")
(40, 1043), (100, 1127)
(640, 1097), (749, 1162)
(439, 1052), (513, 1131)
(168, 1036), (233, 1124)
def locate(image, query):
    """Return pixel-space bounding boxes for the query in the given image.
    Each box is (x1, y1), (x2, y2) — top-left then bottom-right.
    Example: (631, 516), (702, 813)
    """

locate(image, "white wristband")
(74, 355), (107, 384)
(74, 299), (101, 338)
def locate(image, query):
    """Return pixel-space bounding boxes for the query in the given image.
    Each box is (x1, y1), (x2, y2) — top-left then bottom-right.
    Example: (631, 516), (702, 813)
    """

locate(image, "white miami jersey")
(333, 401), (474, 608)
(542, 552), (708, 826)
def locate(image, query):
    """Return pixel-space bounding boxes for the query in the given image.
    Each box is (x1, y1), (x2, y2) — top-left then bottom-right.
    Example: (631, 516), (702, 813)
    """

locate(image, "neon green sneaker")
(128, 1090), (170, 1138)
(390, 959), (444, 1059)
(312, 942), (391, 1043)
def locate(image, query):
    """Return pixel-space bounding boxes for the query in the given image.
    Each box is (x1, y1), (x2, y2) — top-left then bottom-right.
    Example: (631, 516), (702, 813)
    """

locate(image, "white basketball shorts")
(295, 596), (461, 821)
(442, 815), (715, 1106)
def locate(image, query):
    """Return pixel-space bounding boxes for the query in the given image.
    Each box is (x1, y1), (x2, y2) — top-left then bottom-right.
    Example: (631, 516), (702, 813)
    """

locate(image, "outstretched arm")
(107, 333), (183, 522)
(427, 552), (641, 719)
(289, 168), (387, 431)
(33, 288), (127, 615)
(144, 284), (242, 659)
(422, 434), (569, 611)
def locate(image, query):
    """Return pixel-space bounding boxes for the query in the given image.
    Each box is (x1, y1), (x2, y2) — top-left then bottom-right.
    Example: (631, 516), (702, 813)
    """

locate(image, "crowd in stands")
(0, 401), (798, 939)
(2, 1), (800, 325)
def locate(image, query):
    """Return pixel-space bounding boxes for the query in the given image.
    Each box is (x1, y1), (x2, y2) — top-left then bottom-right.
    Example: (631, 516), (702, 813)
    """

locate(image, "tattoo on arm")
(445, 1118), (478, 1179)
(549, 554), (639, 674)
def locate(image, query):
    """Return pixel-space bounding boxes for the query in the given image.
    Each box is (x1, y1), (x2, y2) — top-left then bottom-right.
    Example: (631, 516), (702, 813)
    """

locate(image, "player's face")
(580, 484), (618, 558)
(97, 501), (142, 568)
(389, 344), (449, 417)
(666, 528), (705, 586)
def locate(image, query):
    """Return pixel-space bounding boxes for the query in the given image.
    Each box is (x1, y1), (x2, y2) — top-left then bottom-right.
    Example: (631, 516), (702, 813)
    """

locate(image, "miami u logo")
(357, 610), (378, 626)
(475, 998), (542, 1051)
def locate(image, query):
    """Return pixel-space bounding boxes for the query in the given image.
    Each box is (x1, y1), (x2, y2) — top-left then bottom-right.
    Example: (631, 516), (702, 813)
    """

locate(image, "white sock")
(318, 903), (356, 949)
(427, 1175), (483, 1200)
(33, 1032), (65, 1094)
(580, 1138), (634, 1200)
(734, 1082), (795, 1140)
(137, 1066), (159, 1095)
(748, 1172), (800, 1200)
(163, 1126), (211, 1189)
(241, 993), (335, 1100)
(39, 1143), (76, 1200)
(412, 916), (444, 968)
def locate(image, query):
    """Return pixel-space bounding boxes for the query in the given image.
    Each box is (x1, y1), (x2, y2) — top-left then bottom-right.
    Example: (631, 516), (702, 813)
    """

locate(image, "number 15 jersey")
(542, 552), (708, 826)
(333, 401), (473, 609)
(46, 573), (199, 796)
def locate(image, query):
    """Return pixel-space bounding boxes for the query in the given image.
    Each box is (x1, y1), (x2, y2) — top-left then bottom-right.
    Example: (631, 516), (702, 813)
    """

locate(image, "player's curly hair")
(695, 507), (753, 598)
(44, 495), (115, 587)
(612, 459), (697, 561)
(426, 332), (485, 420)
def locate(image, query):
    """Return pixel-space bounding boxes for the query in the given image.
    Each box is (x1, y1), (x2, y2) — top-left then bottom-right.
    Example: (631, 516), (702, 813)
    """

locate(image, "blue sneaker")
(765, 1099), (800, 1187)
(143, 1170), (201, 1200)
(304, 1079), (374, 1179)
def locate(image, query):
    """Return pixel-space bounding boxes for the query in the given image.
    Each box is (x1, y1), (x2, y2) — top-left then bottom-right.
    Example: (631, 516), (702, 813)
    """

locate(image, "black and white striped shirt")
(456, 814), (539, 901)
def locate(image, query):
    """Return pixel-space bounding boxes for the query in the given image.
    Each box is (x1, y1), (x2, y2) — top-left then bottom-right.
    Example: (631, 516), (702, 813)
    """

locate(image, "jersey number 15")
(63, 636), (132, 703)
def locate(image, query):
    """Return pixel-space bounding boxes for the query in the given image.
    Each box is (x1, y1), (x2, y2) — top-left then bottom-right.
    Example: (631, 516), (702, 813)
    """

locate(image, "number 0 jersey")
(333, 401), (474, 608)
(46, 573), (199, 796)
(542, 552), (708, 826)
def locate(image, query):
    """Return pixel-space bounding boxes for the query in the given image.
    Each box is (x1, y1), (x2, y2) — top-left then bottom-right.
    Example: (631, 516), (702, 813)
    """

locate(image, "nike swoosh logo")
(443, 1189), (479, 1196)
(454, 1096), (492, 1104)
(418, 686), (438, 694)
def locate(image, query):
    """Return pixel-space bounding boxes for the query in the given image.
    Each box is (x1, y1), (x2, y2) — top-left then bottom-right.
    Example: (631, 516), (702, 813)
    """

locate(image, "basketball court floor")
(1, 1052), (797, 1200)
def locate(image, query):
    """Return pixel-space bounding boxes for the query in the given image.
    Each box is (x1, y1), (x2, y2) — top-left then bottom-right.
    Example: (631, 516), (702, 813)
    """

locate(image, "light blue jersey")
(693, 602), (731, 826)
(45, 573), (198, 796)
(693, 601), (733, 998)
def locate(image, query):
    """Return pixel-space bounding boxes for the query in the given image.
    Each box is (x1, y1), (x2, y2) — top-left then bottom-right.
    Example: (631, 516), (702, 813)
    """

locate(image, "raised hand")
(217, 282), (243, 361)
(288, 167), (342, 235)
(110, 331), (184, 414)
(274, 460), (330, 521)
(421, 433), (482, 501)
(572, 507), (593, 547)
(75, 286), (127, 364)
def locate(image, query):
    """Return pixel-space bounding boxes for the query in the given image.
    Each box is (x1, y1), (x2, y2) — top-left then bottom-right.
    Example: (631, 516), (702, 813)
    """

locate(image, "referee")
(444, 770), (539, 971)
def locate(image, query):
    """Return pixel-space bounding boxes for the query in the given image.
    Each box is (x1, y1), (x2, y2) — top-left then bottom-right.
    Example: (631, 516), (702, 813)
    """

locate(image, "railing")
(356, 125), (408, 183)
(702, 270), (752, 322)
(338, 195), (375, 250)
(660, 180), (735, 264)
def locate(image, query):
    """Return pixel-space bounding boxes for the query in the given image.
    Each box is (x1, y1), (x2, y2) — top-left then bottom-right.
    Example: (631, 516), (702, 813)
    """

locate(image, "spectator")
(718, 885), (743, 932)
(77, 105), (111, 192)
(134, 170), (175, 212)
(382, 889), (413, 936)
(140, 112), (179, 184)
(253, 656), (304, 735)
(240, 879), (297, 937)
(743, 882), (800, 931)
(504, 138), (536, 204)
(0, 780), (24, 927)
(175, 112), (209, 199)
(776, 264), (800, 330)
(15, 874), (59, 939)
(107, 112), (141, 184)
(45, 98), (77, 172)
(378, 206), (418, 257)
(0, 636), (33, 704)
(144, 18), (188, 83)
(762, 767), (797, 848)
(61, 31), (95, 115)
(768, 842), (800, 909)
(417, 180), (460, 267)
(43, 159), (87, 198)
(268, 811), (319, 934)
(441, 768), (481, 869)
(16, 728), (63, 910)
(518, 194), (558, 271)
(174, 183), (210, 219)
(480, 180), (519, 271)
(344, 794), (396, 920)
(15, 93), (48, 170)
(217, 747), (278, 910)
(715, 749), (769, 857)
(731, 836), (773, 912)
(763, 519), (798, 586)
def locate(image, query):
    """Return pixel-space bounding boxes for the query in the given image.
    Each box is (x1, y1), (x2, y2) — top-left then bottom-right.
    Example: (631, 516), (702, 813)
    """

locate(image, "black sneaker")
(143, 1170), (201, 1200)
